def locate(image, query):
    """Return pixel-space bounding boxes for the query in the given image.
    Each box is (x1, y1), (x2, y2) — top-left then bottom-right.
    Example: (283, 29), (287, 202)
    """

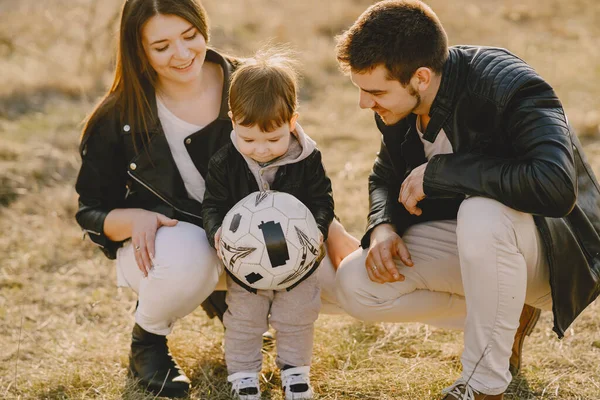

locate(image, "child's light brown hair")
(229, 47), (299, 132)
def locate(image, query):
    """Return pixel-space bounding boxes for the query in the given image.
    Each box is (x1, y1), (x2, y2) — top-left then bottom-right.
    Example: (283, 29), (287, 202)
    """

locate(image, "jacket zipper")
(127, 171), (202, 221)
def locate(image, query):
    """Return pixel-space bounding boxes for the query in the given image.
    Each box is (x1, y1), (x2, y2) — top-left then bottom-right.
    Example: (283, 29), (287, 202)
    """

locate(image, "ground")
(1, 0), (599, 398)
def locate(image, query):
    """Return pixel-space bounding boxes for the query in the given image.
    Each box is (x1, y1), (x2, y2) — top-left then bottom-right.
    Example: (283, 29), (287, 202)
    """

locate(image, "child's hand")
(215, 227), (223, 246)
(215, 227), (223, 260)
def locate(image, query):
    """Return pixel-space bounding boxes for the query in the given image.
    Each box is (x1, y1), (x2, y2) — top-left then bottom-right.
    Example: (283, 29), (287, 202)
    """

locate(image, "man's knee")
(457, 197), (531, 258)
(335, 249), (382, 321)
(336, 249), (367, 299)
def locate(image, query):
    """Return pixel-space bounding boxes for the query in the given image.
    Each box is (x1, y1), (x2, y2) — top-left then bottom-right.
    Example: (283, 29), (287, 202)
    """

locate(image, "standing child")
(201, 48), (334, 400)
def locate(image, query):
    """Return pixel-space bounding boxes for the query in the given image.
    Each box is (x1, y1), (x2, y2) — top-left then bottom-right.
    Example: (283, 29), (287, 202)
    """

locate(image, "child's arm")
(304, 149), (335, 241)
(201, 154), (232, 249)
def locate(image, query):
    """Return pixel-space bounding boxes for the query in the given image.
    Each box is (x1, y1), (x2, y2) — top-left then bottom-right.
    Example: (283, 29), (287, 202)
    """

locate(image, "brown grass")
(1, 0), (600, 399)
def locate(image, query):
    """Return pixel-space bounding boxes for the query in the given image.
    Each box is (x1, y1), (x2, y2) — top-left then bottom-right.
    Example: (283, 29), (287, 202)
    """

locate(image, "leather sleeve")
(201, 150), (232, 249)
(75, 110), (127, 259)
(361, 137), (407, 248)
(423, 75), (576, 217)
(304, 150), (335, 240)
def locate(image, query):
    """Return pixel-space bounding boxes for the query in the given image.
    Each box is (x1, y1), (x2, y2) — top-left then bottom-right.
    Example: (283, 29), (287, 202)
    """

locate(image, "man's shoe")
(509, 304), (541, 376)
(129, 323), (190, 398)
(441, 378), (504, 399)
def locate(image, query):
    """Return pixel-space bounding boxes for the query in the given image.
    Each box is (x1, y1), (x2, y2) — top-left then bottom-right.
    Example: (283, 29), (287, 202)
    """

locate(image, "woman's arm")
(325, 218), (360, 269)
(104, 208), (178, 276)
(75, 107), (177, 276)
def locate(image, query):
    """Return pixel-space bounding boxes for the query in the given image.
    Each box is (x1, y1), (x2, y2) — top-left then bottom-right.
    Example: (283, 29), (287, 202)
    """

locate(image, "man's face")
(351, 64), (421, 125)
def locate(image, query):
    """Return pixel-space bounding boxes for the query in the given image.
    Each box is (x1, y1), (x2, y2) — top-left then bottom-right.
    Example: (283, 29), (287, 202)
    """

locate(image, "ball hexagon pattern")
(219, 191), (322, 291)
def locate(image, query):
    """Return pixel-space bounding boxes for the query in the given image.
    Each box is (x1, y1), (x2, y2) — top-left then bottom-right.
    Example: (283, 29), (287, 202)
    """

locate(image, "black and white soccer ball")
(219, 191), (323, 291)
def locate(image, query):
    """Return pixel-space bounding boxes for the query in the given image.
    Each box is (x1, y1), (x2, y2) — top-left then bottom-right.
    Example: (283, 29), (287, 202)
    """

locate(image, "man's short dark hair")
(336, 0), (448, 85)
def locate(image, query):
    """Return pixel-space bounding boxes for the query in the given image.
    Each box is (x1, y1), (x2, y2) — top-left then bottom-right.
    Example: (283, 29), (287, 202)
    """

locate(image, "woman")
(75, 0), (359, 397)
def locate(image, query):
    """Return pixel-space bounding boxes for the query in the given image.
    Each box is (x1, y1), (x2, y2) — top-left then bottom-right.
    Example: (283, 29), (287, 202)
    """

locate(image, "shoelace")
(441, 378), (479, 400)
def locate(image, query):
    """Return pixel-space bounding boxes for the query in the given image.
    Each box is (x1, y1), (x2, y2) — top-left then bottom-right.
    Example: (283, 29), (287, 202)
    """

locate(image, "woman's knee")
(150, 222), (221, 296)
(334, 249), (380, 319)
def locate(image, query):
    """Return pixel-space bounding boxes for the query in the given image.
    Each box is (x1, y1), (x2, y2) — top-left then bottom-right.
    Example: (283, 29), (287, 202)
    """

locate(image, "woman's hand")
(128, 210), (178, 276)
(326, 219), (360, 269)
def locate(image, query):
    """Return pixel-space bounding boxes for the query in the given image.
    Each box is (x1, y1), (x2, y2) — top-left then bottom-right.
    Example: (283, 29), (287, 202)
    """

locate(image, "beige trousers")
(336, 197), (552, 395)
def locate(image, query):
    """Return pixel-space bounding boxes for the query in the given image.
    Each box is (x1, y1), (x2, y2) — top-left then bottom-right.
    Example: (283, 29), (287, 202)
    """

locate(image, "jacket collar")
(421, 47), (466, 143)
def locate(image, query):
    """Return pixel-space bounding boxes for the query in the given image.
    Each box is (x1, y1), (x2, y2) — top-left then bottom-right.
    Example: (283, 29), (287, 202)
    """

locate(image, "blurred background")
(1, 0), (599, 398)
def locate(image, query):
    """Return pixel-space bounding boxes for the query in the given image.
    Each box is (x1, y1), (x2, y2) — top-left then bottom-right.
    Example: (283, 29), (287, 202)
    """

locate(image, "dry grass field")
(1, 0), (600, 399)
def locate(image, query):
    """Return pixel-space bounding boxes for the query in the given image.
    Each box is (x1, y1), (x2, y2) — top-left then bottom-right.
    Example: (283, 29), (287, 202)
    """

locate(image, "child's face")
(233, 118), (296, 163)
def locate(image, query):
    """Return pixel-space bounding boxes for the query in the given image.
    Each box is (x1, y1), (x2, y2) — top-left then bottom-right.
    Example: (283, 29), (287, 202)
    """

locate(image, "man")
(334, 1), (600, 399)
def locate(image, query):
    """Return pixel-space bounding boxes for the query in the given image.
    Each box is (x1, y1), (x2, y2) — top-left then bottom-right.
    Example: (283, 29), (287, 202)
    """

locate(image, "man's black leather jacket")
(363, 46), (600, 338)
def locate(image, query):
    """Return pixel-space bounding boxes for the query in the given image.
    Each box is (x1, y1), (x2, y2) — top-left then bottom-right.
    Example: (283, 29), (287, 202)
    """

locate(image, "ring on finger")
(371, 264), (378, 272)
(135, 245), (141, 252)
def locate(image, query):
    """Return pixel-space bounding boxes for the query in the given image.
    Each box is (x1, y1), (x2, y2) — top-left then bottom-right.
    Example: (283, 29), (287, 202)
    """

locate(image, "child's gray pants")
(224, 272), (321, 374)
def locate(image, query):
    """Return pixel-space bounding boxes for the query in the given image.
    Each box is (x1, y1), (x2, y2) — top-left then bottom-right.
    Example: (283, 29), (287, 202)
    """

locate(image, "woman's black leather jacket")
(75, 49), (236, 259)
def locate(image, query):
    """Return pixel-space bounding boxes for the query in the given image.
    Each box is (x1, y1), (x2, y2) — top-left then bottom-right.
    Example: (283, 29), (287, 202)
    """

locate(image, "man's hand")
(366, 224), (413, 283)
(399, 163), (427, 215)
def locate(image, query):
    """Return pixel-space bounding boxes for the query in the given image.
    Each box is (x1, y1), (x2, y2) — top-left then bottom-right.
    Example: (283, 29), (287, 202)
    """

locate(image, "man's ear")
(289, 112), (299, 132)
(413, 67), (433, 91)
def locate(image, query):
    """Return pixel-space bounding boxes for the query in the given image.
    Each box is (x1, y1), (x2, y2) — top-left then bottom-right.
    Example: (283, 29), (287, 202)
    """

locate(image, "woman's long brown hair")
(82, 0), (209, 150)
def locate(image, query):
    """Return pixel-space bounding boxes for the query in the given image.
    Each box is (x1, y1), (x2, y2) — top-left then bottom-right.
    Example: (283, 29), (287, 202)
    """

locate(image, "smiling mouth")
(173, 58), (194, 70)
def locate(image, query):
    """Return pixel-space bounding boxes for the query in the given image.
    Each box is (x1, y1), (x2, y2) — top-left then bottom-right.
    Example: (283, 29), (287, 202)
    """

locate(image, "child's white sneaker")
(281, 366), (314, 400)
(228, 371), (261, 400)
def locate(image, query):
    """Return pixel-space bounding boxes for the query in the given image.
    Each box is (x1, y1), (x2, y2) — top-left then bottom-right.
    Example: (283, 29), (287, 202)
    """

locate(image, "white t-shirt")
(416, 115), (453, 159)
(156, 95), (206, 203)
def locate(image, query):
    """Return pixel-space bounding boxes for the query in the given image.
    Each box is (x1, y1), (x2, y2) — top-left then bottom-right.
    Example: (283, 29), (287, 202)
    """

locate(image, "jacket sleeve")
(201, 154), (232, 248)
(361, 137), (414, 248)
(303, 150), (335, 240)
(75, 110), (128, 259)
(423, 76), (576, 217)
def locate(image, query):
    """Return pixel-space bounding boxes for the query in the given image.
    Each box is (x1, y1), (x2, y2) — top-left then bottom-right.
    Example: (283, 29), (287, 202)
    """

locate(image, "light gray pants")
(336, 197), (552, 395)
(116, 221), (342, 335)
(224, 272), (321, 374)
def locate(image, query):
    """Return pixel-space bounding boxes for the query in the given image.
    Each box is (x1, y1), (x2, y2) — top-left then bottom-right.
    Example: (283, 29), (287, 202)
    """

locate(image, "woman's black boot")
(129, 323), (190, 398)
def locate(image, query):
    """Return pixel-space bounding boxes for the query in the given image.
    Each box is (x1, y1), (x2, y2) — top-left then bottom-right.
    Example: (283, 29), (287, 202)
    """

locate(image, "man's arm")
(423, 76), (576, 217)
(362, 136), (415, 248)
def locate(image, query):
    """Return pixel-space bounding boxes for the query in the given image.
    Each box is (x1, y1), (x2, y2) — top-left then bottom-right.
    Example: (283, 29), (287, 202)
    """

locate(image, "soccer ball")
(219, 191), (323, 291)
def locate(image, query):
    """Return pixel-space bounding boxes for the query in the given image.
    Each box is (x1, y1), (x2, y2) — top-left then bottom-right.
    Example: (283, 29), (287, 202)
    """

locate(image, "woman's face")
(141, 14), (207, 87)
